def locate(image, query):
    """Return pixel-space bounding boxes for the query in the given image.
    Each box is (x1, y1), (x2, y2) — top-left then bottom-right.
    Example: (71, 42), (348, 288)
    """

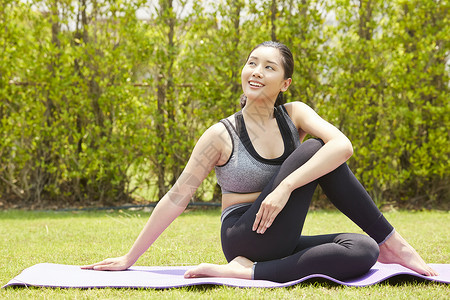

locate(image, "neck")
(242, 99), (275, 123)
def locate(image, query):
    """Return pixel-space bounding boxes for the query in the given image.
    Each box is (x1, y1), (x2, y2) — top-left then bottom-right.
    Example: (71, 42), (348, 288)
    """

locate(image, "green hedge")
(0, 0), (448, 209)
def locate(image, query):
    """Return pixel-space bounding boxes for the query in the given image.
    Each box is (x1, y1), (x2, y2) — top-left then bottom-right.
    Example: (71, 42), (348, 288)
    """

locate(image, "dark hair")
(240, 41), (294, 108)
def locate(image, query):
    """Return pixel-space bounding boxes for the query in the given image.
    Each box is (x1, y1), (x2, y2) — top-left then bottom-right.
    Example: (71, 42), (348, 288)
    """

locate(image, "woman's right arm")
(81, 123), (227, 271)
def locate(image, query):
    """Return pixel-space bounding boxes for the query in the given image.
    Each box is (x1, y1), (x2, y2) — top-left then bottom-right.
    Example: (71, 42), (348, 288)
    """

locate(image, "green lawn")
(1, 208), (449, 299)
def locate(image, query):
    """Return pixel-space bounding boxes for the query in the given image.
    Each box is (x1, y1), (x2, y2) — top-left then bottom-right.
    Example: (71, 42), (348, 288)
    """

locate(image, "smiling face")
(241, 46), (292, 104)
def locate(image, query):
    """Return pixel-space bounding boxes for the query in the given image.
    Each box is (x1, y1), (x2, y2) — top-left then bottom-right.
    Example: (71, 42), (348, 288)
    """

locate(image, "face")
(241, 46), (292, 104)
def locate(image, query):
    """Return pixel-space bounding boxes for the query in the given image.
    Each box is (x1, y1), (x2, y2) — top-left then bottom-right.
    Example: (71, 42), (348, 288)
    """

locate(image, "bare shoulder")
(197, 121), (232, 166)
(283, 101), (318, 127)
(284, 102), (349, 144)
(202, 122), (229, 144)
(284, 101), (314, 116)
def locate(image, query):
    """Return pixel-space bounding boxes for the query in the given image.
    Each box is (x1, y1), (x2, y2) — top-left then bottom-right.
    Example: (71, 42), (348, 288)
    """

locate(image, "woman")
(82, 41), (437, 282)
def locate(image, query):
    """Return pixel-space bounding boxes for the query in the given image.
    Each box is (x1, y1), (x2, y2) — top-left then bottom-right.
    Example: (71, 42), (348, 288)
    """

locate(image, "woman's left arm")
(253, 101), (353, 233)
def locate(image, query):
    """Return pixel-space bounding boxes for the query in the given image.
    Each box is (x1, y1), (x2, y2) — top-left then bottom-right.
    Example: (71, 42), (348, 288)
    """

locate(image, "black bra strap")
(234, 108), (295, 165)
(274, 106), (296, 152)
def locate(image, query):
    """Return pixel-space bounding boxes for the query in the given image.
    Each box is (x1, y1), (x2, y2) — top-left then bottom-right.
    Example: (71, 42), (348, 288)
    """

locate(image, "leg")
(318, 163), (394, 244)
(254, 233), (379, 282)
(317, 161), (437, 276)
(186, 233), (379, 282)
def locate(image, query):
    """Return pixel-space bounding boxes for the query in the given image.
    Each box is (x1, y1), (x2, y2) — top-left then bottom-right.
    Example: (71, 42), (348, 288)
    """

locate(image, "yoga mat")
(3, 262), (449, 289)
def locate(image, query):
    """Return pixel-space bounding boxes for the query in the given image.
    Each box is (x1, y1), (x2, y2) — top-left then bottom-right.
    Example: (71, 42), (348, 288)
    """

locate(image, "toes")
(428, 267), (439, 277)
(184, 263), (212, 278)
(184, 269), (201, 278)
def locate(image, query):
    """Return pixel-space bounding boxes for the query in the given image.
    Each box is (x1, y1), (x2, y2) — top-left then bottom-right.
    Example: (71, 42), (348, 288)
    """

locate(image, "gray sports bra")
(214, 105), (301, 194)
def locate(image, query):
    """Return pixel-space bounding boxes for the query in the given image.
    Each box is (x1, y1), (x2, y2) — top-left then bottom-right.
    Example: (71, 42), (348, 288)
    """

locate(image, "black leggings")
(221, 139), (394, 283)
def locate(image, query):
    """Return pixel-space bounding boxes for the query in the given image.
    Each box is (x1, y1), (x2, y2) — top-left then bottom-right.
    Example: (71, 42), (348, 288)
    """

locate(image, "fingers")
(260, 212), (275, 233)
(252, 210), (262, 232)
(80, 260), (109, 270)
(256, 209), (269, 234)
(80, 264), (95, 269)
(92, 263), (123, 271)
(258, 211), (276, 234)
(80, 259), (126, 271)
(252, 203), (279, 234)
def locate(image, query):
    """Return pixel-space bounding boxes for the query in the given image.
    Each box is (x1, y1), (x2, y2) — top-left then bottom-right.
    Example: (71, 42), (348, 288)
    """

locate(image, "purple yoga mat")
(3, 262), (449, 289)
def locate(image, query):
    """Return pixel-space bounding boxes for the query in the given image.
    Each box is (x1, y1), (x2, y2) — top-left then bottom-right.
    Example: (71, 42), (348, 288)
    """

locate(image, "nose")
(252, 67), (263, 78)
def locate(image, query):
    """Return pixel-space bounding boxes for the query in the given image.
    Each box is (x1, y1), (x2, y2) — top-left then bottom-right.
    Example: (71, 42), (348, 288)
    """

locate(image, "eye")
(248, 61), (256, 66)
(265, 65), (274, 70)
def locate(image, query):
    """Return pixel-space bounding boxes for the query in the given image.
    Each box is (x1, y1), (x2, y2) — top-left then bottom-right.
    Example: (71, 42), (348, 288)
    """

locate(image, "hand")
(252, 185), (291, 234)
(80, 255), (135, 271)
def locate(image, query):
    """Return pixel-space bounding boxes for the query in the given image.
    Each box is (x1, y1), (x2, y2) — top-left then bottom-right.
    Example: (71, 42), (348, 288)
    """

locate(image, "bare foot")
(184, 256), (254, 280)
(378, 231), (438, 276)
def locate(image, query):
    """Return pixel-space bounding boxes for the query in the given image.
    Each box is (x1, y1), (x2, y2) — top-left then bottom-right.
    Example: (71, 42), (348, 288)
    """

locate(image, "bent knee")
(300, 138), (324, 156)
(337, 233), (379, 263)
(354, 234), (380, 265)
(303, 138), (324, 149)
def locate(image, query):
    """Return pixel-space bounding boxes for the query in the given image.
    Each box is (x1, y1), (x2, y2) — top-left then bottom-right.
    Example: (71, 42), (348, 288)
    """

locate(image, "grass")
(0, 208), (448, 299)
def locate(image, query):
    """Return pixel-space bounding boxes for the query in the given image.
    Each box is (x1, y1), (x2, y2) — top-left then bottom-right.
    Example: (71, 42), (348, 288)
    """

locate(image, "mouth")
(248, 81), (264, 88)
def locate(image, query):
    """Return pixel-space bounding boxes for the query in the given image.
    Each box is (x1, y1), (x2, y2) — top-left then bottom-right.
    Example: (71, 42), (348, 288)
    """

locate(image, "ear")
(280, 78), (292, 92)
